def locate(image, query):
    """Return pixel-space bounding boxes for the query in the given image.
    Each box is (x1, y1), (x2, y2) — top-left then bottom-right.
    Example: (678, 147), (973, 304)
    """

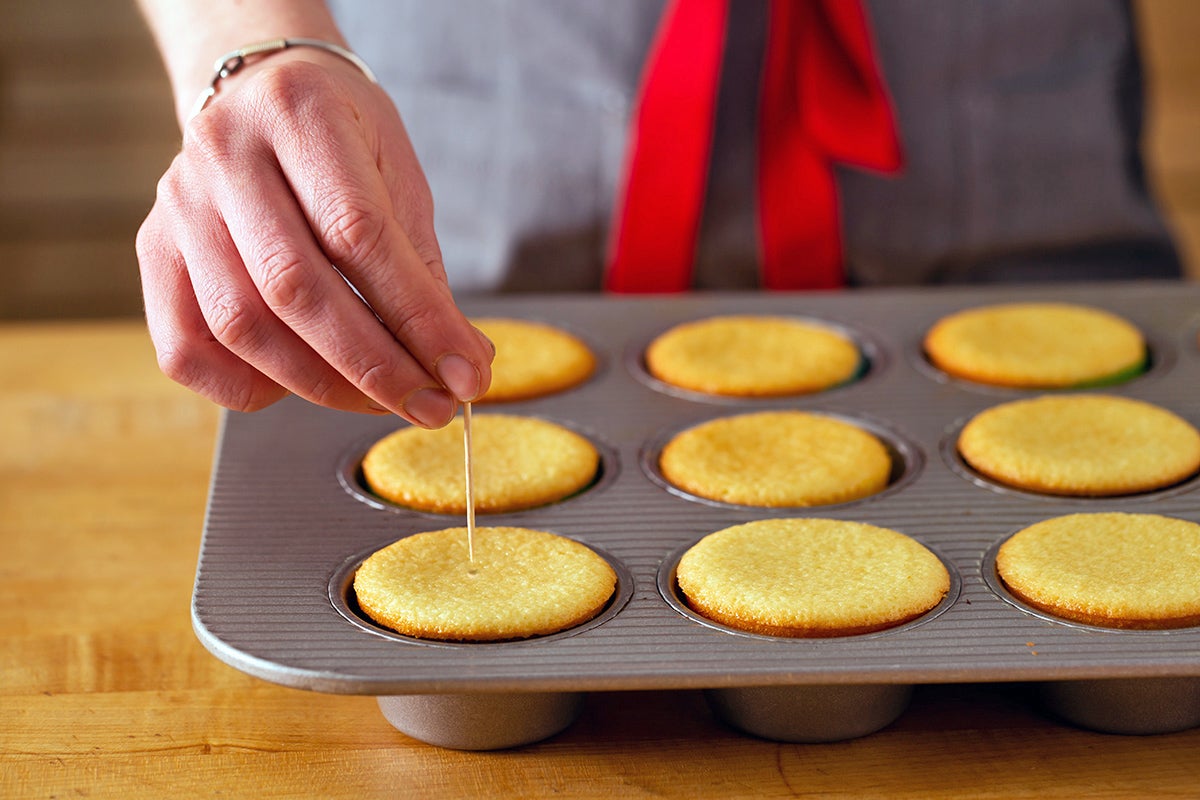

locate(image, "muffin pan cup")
(375, 692), (585, 750)
(1039, 676), (1200, 735)
(706, 683), (915, 743)
(193, 283), (1200, 748)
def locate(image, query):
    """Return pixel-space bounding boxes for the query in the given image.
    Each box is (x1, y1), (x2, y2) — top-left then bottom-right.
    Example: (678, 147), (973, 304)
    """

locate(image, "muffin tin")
(192, 281), (1200, 748)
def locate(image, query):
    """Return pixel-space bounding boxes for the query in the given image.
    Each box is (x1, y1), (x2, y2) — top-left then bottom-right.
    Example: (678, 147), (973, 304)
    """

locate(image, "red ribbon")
(605, 0), (903, 293)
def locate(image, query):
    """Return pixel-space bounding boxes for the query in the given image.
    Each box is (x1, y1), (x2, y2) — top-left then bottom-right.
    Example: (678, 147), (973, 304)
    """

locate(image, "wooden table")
(3, 319), (1199, 799)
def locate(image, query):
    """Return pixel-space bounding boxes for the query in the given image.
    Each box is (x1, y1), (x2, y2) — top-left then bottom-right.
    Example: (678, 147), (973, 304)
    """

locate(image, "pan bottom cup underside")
(375, 684), (911, 749)
(375, 691), (585, 750)
(705, 683), (914, 743)
(1038, 676), (1200, 735)
(374, 676), (1200, 749)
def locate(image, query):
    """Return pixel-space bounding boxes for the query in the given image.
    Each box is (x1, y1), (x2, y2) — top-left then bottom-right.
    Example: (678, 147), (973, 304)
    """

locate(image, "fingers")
(136, 59), (490, 426)
(136, 213), (290, 413)
(216, 163), (460, 426)
(153, 137), (459, 426)
(140, 165), (406, 417)
(257, 68), (493, 401)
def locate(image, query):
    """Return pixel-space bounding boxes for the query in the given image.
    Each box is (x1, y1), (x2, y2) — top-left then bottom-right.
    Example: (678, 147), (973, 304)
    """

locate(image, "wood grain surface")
(2, 320), (1199, 798)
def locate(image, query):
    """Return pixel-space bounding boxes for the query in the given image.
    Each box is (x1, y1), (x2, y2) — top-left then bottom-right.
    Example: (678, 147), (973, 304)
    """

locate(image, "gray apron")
(329, 0), (1180, 291)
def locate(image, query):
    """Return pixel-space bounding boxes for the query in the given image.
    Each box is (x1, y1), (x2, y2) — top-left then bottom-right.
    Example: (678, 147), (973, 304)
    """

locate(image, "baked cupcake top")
(658, 410), (892, 507)
(644, 315), (861, 397)
(472, 317), (596, 402)
(676, 518), (950, 637)
(354, 526), (617, 641)
(923, 302), (1146, 388)
(996, 513), (1200, 629)
(362, 413), (599, 513)
(957, 394), (1200, 496)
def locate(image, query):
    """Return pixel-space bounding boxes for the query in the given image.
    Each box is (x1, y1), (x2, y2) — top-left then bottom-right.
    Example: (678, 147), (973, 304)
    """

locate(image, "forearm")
(136, 0), (347, 125)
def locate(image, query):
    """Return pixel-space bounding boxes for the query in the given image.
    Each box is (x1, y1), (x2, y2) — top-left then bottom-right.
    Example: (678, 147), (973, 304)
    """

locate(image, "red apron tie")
(605, 0), (903, 293)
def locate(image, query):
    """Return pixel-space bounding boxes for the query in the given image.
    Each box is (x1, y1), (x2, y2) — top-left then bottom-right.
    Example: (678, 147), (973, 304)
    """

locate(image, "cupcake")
(923, 302), (1146, 388)
(676, 518), (950, 637)
(645, 315), (861, 397)
(996, 513), (1200, 629)
(659, 410), (891, 507)
(355, 526), (616, 641)
(362, 413), (599, 513)
(472, 318), (596, 402)
(957, 394), (1200, 496)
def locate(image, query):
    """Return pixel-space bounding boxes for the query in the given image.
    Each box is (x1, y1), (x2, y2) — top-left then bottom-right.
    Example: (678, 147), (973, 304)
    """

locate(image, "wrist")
(186, 38), (377, 122)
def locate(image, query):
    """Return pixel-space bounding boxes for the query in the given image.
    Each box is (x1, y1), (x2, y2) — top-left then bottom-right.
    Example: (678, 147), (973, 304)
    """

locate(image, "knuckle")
(227, 386), (278, 413)
(320, 199), (388, 268)
(304, 372), (347, 409)
(134, 216), (161, 263)
(187, 61), (337, 161)
(153, 166), (187, 210)
(204, 289), (263, 352)
(390, 294), (446, 342)
(183, 108), (237, 164)
(154, 337), (203, 390)
(134, 216), (153, 252)
(421, 253), (450, 286)
(355, 362), (390, 399)
(346, 353), (394, 398)
(251, 62), (330, 129)
(154, 332), (280, 414)
(185, 61), (345, 169)
(201, 375), (270, 413)
(183, 105), (268, 188)
(153, 335), (222, 402)
(253, 241), (318, 315)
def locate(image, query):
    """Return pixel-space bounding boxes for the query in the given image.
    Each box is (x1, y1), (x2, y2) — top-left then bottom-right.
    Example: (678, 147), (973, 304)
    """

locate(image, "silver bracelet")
(188, 37), (378, 121)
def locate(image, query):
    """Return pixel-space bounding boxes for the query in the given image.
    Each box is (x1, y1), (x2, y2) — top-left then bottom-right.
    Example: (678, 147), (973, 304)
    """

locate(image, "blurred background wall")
(1, 0), (1197, 321)
(1, 1), (177, 320)
(1139, 0), (1200, 278)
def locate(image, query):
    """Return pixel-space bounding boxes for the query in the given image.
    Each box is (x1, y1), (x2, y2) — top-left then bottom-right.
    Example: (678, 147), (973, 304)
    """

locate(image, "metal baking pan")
(192, 281), (1200, 748)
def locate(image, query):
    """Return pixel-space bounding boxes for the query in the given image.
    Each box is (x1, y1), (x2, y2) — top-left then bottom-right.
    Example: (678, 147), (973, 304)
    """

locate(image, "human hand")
(136, 51), (491, 428)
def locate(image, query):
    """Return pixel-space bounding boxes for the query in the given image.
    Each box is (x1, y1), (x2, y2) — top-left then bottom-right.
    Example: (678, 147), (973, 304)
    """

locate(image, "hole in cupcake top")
(351, 526), (618, 642)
